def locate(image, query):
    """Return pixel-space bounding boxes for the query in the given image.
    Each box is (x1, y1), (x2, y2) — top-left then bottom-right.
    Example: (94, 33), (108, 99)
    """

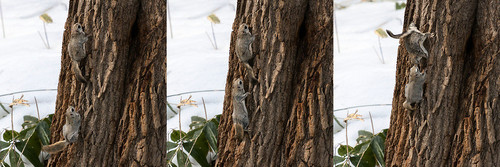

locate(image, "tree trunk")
(216, 0), (333, 166)
(47, 0), (166, 166)
(385, 0), (499, 166)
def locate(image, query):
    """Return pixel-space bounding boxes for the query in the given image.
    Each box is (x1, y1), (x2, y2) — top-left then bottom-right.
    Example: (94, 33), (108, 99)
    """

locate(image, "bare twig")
(378, 36), (384, 64)
(38, 31), (48, 48)
(211, 22), (217, 49)
(205, 32), (216, 49)
(202, 98), (207, 120)
(369, 112), (374, 134)
(43, 22), (50, 49)
(35, 97), (40, 119)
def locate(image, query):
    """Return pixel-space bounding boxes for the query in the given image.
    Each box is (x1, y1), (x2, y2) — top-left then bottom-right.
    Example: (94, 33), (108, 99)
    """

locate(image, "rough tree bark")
(385, 0), (499, 166)
(216, 0), (333, 166)
(47, 0), (166, 166)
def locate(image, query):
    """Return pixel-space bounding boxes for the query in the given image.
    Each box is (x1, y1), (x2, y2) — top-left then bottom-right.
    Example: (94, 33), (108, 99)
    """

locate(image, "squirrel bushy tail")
(42, 140), (69, 154)
(243, 63), (257, 81)
(386, 29), (413, 39)
(71, 61), (87, 83)
(234, 123), (244, 141)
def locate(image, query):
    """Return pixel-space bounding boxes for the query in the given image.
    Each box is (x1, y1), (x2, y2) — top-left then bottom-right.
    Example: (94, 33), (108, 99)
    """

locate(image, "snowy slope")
(0, 0), (68, 133)
(334, 1), (404, 151)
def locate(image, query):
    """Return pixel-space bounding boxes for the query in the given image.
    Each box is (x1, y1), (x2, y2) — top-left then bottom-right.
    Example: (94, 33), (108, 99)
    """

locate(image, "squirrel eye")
(239, 81), (242, 84)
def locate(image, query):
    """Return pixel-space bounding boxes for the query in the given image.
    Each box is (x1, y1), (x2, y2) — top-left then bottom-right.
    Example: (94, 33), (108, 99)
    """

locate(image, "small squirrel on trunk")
(232, 78), (250, 140)
(42, 106), (81, 154)
(68, 23), (89, 83)
(236, 23), (257, 81)
(403, 66), (426, 110)
(387, 23), (434, 65)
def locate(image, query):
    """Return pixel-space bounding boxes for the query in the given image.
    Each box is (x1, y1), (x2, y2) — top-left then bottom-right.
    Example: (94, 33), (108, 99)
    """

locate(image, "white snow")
(167, 0), (236, 133)
(0, 0), (68, 133)
(334, 1), (404, 153)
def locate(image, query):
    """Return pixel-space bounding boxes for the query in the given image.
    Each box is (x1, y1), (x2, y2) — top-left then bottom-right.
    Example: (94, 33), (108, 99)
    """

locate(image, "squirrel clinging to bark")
(403, 66), (426, 111)
(232, 78), (250, 141)
(236, 23), (257, 81)
(386, 23), (434, 65)
(42, 106), (81, 154)
(68, 23), (88, 83)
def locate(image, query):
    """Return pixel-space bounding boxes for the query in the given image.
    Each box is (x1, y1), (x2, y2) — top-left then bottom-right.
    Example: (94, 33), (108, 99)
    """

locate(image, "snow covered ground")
(166, 0), (236, 133)
(0, 0), (68, 134)
(334, 1), (404, 151)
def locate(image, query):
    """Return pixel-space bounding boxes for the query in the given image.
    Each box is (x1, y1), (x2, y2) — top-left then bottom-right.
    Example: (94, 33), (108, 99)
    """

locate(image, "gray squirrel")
(235, 23), (257, 81)
(387, 23), (434, 65)
(403, 66), (426, 110)
(68, 23), (88, 83)
(42, 106), (81, 154)
(232, 78), (249, 140)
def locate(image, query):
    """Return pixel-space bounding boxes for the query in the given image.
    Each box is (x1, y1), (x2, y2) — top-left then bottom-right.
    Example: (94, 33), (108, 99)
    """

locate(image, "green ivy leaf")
(184, 127), (203, 142)
(189, 116), (206, 129)
(183, 139), (210, 167)
(351, 141), (370, 155)
(167, 150), (177, 163)
(371, 135), (385, 167)
(176, 151), (191, 167)
(0, 141), (10, 150)
(171, 130), (187, 142)
(0, 149), (9, 161)
(337, 145), (353, 156)
(167, 141), (178, 151)
(36, 120), (51, 145)
(22, 115), (39, 129)
(215, 115), (221, 124)
(204, 121), (218, 153)
(15, 130), (43, 167)
(9, 149), (25, 167)
(350, 146), (377, 167)
(3, 130), (19, 141)
(333, 155), (346, 165)
(18, 127), (36, 140)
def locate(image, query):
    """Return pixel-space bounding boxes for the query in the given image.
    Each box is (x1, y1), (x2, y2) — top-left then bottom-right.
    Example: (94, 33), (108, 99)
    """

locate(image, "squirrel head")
(65, 106), (81, 120)
(71, 23), (85, 35)
(237, 23), (251, 36)
(232, 78), (245, 93)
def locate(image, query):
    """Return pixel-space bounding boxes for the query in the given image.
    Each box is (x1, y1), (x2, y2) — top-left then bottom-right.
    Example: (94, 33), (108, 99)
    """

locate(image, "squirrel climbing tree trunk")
(47, 0), (166, 166)
(216, 0), (333, 166)
(385, 0), (499, 166)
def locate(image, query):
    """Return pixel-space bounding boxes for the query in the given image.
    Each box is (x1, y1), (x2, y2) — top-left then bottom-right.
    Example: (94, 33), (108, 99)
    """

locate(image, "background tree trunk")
(385, 0), (499, 166)
(47, 0), (166, 166)
(216, 0), (333, 166)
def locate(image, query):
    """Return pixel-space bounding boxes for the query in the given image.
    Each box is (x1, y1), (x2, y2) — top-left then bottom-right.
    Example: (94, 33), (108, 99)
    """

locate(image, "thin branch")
(167, 89), (224, 98)
(35, 97), (40, 119)
(0, 89), (57, 98)
(38, 31), (48, 48)
(211, 22), (217, 49)
(334, 104), (392, 112)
